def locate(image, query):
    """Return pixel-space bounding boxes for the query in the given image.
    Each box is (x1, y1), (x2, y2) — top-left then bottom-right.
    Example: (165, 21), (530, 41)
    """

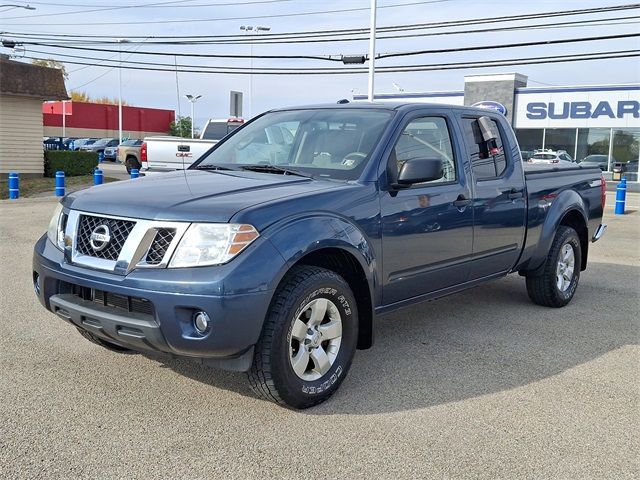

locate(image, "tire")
(76, 327), (137, 354)
(248, 266), (358, 409)
(526, 226), (582, 308)
(125, 157), (140, 174)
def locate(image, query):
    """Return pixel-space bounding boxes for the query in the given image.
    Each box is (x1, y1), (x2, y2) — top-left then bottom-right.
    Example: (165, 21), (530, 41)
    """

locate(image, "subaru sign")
(513, 86), (640, 128)
(471, 101), (507, 116)
(525, 101), (639, 120)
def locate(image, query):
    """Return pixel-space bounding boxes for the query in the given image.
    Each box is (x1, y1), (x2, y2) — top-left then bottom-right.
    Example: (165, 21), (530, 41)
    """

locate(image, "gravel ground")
(0, 192), (638, 479)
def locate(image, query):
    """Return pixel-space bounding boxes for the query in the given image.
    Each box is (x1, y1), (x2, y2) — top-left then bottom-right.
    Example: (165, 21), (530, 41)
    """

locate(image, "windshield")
(93, 139), (111, 147)
(193, 109), (393, 180)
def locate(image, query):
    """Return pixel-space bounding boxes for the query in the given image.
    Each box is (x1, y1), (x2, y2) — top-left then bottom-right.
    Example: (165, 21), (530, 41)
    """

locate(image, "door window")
(390, 117), (456, 185)
(461, 117), (507, 180)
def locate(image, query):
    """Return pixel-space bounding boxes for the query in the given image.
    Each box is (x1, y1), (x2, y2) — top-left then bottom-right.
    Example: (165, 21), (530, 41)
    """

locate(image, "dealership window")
(612, 128), (640, 170)
(515, 129), (543, 153)
(576, 128), (611, 163)
(544, 129), (576, 160)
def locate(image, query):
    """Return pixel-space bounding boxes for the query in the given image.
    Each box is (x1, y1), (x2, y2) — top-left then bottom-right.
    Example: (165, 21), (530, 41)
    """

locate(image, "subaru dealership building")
(354, 73), (640, 175)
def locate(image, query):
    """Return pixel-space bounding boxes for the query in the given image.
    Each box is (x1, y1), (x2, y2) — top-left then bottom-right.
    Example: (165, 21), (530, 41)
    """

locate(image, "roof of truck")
(266, 102), (503, 117)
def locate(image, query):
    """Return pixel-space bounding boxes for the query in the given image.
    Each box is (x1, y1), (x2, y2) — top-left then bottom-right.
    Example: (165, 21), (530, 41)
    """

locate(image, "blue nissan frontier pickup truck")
(33, 103), (606, 408)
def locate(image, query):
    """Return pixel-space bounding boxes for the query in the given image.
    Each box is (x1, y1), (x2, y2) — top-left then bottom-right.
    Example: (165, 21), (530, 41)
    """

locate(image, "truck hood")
(63, 170), (339, 222)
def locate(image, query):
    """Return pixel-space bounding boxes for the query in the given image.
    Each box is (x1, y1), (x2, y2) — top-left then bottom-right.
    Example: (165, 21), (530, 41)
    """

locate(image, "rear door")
(380, 111), (474, 304)
(456, 114), (526, 279)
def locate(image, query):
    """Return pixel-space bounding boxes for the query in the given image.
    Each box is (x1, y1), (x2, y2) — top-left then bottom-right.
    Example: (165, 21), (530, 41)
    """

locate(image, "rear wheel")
(526, 226), (581, 307)
(125, 156), (141, 174)
(248, 266), (358, 409)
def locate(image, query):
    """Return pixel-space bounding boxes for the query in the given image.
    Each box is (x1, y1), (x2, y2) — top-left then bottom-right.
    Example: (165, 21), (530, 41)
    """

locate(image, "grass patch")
(1, 175), (118, 200)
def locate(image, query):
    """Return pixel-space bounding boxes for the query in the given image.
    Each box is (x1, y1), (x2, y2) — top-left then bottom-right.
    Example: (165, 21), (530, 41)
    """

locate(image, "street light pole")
(117, 38), (130, 145)
(240, 25), (270, 118)
(185, 94), (202, 139)
(368, 0), (377, 102)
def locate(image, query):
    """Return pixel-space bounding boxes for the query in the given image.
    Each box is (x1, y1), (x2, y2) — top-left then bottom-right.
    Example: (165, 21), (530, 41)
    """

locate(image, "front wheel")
(248, 266), (358, 409)
(526, 226), (582, 307)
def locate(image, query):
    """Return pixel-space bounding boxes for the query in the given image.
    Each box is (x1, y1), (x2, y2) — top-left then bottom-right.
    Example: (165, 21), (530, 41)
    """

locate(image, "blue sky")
(1, 0), (639, 130)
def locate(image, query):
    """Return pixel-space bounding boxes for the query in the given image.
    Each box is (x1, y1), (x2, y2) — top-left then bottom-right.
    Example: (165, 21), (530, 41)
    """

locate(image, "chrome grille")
(145, 228), (176, 265)
(76, 215), (135, 261)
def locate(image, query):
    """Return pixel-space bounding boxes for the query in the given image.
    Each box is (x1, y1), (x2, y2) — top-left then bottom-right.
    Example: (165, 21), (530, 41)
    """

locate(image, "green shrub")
(44, 151), (99, 177)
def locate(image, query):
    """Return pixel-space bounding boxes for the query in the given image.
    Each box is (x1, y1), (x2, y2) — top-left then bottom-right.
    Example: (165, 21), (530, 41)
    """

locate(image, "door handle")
(505, 189), (523, 200)
(453, 195), (472, 208)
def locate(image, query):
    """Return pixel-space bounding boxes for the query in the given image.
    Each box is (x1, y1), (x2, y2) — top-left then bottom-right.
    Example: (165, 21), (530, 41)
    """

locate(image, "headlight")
(46, 203), (65, 250)
(169, 223), (259, 268)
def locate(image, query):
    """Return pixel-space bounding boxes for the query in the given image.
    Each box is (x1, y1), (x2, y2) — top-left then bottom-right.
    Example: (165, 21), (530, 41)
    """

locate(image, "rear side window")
(461, 117), (507, 180)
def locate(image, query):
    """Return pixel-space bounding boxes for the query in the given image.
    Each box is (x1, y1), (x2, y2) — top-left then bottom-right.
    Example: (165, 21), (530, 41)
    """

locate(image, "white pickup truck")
(140, 118), (243, 173)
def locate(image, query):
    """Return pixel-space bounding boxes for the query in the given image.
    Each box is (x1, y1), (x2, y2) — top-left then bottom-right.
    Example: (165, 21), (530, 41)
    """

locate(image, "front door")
(381, 114), (474, 305)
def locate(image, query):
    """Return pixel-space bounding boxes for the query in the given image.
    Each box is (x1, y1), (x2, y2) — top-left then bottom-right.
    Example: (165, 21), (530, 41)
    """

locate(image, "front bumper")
(33, 234), (283, 369)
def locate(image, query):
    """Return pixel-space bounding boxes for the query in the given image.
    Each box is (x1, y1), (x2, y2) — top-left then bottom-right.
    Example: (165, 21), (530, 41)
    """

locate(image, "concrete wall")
(464, 73), (528, 124)
(0, 95), (44, 176)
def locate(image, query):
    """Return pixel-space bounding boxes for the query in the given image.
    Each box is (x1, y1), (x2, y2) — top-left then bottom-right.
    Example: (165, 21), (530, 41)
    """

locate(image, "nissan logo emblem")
(89, 225), (111, 252)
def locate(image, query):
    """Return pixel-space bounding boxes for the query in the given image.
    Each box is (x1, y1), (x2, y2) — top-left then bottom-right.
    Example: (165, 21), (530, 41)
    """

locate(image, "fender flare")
(264, 213), (379, 301)
(527, 189), (588, 274)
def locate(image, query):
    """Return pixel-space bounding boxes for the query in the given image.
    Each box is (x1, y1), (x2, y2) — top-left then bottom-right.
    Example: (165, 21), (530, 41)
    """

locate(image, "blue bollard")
(130, 168), (139, 179)
(8, 172), (19, 199)
(55, 171), (65, 197)
(98, 151), (105, 163)
(94, 168), (103, 185)
(614, 177), (627, 215)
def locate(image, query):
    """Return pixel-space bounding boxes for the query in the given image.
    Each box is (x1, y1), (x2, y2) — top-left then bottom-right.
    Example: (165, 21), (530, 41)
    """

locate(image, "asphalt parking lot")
(1, 192), (638, 479)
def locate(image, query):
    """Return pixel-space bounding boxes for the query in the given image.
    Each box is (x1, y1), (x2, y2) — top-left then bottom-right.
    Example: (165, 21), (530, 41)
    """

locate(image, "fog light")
(193, 311), (210, 334)
(33, 272), (41, 296)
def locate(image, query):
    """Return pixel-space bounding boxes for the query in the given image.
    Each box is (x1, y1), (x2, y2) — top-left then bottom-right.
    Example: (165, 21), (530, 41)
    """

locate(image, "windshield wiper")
(239, 164), (312, 178)
(193, 164), (236, 171)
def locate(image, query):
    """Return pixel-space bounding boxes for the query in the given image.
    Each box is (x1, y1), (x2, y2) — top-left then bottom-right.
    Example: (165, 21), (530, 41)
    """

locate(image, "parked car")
(116, 139), (144, 173)
(139, 118), (245, 174)
(33, 103), (606, 409)
(529, 149), (575, 164)
(578, 154), (612, 171)
(71, 138), (98, 151)
(81, 138), (118, 155)
(200, 118), (244, 140)
(140, 136), (219, 174)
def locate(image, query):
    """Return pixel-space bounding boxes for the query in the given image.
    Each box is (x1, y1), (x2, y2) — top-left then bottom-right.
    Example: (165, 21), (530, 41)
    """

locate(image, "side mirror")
(477, 116), (497, 142)
(394, 158), (443, 187)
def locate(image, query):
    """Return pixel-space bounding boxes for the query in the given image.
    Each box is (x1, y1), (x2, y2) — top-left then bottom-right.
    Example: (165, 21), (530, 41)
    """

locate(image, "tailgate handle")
(177, 145), (190, 152)
(506, 189), (523, 200)
(452, 195), (471, 208)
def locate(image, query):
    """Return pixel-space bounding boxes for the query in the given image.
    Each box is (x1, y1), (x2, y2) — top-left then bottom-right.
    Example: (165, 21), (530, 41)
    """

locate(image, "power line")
(0, 0), (294, 19)
(6, 15), (640, 46)
(378, 32), (640, 59)
(1, 0), (454, 23)
(22, 46), (640, 72)
(15, 32), (640, 61)
(25, 0), (293, 7)
(20, 49), (640, 75)
(3, 3), (637, 37)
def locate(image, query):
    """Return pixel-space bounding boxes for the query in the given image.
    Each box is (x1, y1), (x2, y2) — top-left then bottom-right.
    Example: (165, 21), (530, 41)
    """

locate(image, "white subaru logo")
(89, 225), (111, 252)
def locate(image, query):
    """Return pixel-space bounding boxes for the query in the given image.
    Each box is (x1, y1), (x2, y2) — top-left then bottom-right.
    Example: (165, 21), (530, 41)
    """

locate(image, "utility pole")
(368, 0), (377, 102)
(117, 38), (130, 144)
